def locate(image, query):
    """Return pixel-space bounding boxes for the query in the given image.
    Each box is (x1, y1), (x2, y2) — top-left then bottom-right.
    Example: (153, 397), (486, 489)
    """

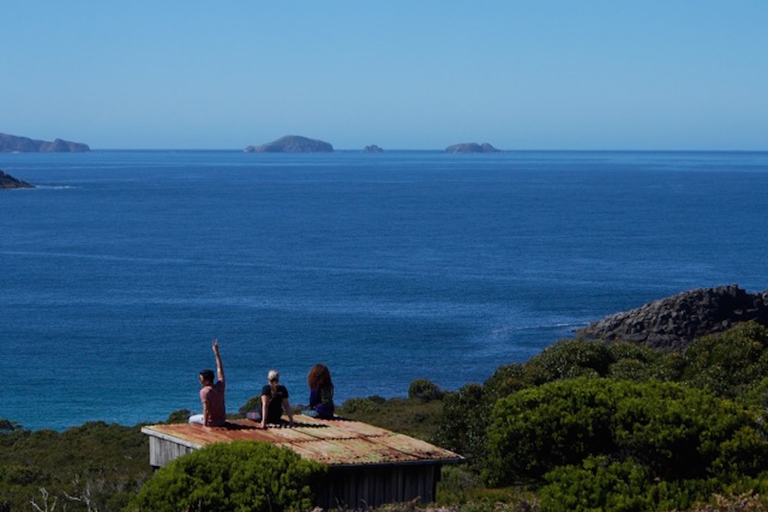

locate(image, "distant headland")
(362, 145), (384, 153)
(0, 133), (90, 153)
(244, 135), (334, 153)
(444, 142), (503, 153)
(0, 169), (34, 189)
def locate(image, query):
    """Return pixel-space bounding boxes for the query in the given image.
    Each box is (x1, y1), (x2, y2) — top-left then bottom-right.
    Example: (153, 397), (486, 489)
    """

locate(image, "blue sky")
(2, 1), (767, 150)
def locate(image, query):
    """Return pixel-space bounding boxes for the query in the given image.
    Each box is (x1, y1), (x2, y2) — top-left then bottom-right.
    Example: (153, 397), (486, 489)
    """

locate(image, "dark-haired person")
(306, 364), (335, 419)
(188, 339), (226, 427)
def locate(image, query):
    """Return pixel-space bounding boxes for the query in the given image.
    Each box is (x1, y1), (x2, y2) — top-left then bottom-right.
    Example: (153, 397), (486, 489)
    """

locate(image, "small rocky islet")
(244, 135), (334, 153)
(444, 142), (502, 153)
(0, 169), (34, 189)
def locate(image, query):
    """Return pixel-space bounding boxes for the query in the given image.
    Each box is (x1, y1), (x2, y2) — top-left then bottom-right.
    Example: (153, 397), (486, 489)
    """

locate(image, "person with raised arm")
(189, 339), (226, 427)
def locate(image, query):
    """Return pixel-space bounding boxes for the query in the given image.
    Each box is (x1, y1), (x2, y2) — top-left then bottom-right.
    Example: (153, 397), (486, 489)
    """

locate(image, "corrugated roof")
(142, 415), (463, 467)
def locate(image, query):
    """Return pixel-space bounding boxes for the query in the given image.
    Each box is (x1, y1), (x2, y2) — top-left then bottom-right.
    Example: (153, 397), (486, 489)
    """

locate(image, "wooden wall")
(148, 436), (195, 468)
(316, 463), (441, 509)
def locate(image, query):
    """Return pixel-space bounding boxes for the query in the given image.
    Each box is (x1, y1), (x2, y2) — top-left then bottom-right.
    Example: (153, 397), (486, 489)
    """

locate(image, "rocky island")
(444, 142), (502, 154)
(0, 169), (34, 189)
(244, 135), (334, 153)
(0, 133), (90, 153)
(577, 284), (768, 350)
(362, 144), (384, 153)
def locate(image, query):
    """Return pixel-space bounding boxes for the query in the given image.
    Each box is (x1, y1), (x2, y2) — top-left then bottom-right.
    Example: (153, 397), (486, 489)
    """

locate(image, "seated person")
(189, 339), (226, 427)
(247, 369), (293, 428)
(305, 364), (335, 419)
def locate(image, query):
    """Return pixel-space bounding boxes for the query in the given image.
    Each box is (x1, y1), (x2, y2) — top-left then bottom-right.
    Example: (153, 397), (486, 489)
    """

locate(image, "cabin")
(141, 415), (464, 509)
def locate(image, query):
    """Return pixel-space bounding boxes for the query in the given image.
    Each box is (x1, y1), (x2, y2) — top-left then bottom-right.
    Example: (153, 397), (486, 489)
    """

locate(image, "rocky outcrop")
(0, 170), (34, 189)
(444, 142), (502, 154)
(577, 285), (768, 350)
(0, 133), (90, 153)
(244, 135), (334, 153)
(362, 145), (384, 153)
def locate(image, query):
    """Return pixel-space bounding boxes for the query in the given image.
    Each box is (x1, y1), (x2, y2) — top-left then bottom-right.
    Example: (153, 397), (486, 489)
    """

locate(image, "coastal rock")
(577, 284), (768, 350)
(0, 133), (90, 153)
(0, 169), (34, 189)
(244, 135), (334, 153)
(444, 142), (502, 154)
(362, 145), (384, 153)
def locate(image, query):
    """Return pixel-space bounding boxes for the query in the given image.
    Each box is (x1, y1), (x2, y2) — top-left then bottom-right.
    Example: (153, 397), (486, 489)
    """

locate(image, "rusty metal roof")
(142, 415), (464, 467)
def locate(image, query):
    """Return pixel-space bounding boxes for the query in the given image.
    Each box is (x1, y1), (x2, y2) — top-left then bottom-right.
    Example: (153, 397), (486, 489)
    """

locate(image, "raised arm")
(212, 339), (224, 383)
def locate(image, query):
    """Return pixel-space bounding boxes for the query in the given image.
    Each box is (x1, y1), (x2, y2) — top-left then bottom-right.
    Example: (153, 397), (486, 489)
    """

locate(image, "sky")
(2, 1), (767, 150)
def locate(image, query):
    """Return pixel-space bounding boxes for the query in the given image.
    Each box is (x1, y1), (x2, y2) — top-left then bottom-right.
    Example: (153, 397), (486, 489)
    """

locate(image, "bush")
(524, 339), (614, 385)
(128, 441), (325, 512)
(408, 379), (445, 402)
(607, 342), (677, 382)
(338, 396), (385, 415)
(339, 395), (442, 441)
(433, 384), (490, 463)
(483, 363), (529, 401)
(683, 322), (768, 399)
(540, 456), (721, 512)
(485, 378), (768, 486)
(165, 409), (192, 424)
(485, 378), (617, 483)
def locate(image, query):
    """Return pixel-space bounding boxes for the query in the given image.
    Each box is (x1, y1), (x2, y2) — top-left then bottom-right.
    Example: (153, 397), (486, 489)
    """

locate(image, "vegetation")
(4, 322), (768, 511)
(0, 421), (149, 512)
(127, 441), (325, 512)
(337, 394), (444, 441)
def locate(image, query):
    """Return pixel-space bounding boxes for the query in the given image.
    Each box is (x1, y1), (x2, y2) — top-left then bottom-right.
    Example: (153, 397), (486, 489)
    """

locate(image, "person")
(247, 369), (293, 428)
(189, 339), (226, 427)
(306, 364), (335, 419)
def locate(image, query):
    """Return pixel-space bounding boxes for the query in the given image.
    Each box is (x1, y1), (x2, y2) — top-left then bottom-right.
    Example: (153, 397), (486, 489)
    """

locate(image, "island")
(444, 142), (502, 153)
(362, 144), (384, 153)
(0, 169), (34, 189)
(244, 135), (334, 153)
(0, 133), (90, 153)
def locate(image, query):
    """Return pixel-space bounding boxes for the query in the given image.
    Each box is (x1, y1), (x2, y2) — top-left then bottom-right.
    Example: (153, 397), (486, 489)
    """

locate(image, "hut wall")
(148, 437), (195, 468)
(317, 464), (441, 509)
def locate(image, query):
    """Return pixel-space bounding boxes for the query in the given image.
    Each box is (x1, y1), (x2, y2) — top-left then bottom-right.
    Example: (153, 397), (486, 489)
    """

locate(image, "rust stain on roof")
(142, 414), (463, 467)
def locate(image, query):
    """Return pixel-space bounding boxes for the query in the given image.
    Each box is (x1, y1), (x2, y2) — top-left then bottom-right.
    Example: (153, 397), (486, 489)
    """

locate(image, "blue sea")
(2, 150), (768, 431)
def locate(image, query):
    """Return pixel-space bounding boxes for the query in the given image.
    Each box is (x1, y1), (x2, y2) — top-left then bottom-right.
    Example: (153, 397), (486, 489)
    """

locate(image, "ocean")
(1, 150), (767, 431)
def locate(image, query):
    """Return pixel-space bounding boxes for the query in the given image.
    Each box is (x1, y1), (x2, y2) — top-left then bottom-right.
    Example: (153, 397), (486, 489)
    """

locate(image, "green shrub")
(540, 456), (721, 512)
(339, 396), (384, 415)
(434, 384), (490, 462)
(606, 341), (674, 382)
(524, 339), (614, 385)
(408, 379), (445, 402)
(608, 358), (654, 381)
(485, 378), (768, 486)
(128, 441), (325, 512)
(165, 409), (192, 424)
(483, 363), (529, 401)
(485, 378), (617, 483)
(683, 322), (768, 399)
(339, 395), (443, 441)
(239, 395), (262, 416)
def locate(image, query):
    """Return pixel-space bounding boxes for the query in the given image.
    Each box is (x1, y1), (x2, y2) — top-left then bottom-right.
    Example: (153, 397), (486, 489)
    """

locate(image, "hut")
(141, 415), (463, 509)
